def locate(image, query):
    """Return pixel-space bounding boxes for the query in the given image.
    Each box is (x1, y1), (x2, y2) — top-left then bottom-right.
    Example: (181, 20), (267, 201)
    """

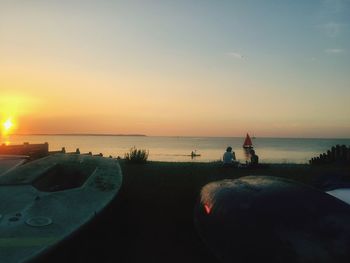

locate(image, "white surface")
(326, 188), (350, 205)
(0, 154), (122, 263)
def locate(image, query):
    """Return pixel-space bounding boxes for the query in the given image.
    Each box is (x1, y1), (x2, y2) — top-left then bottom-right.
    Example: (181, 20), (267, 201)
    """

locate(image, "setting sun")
(2, 118), (14, 135)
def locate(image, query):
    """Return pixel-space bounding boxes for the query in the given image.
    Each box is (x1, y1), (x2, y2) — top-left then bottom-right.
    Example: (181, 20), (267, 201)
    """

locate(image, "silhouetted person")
(191, 150), (199, 159)
(250, 149), (259, 167)
(223, 146), (237, 167)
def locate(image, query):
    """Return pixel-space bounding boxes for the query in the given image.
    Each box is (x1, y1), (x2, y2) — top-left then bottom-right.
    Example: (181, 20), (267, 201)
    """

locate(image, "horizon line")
(10, 133), (350, 140)
(13, 133), (147, 137)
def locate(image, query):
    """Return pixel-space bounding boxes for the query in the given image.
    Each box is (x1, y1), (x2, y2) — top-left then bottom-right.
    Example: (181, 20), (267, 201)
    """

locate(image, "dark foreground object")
(0, 143), (48, 160)
(195, 176), (350, 263)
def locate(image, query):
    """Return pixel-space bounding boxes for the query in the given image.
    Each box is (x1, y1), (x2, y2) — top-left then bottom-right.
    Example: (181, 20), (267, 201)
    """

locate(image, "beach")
(7, 135), (350, 164)
(39, 160), (350, 262)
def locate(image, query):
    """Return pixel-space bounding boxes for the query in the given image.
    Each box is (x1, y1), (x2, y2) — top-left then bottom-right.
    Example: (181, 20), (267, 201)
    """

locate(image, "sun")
(2, 118), (14, 135)
(4, 119), (12, 130)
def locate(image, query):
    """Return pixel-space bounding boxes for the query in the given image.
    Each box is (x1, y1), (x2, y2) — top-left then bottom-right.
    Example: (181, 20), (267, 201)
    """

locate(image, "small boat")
(194, 176), (350, 263)
(0, 153), (122, 263)
(242, 133), (253, 149)
(190, 151), (201, 158)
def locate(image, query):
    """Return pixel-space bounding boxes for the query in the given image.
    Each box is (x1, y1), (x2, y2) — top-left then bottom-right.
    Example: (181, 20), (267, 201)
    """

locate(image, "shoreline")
(2, 138), (349, 164)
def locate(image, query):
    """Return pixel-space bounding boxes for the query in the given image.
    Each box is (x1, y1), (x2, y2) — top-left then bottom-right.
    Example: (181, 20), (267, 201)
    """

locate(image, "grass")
(112, 161), (350, 262)
(124, 147), (149, 164)
(43, 161), (350, 263)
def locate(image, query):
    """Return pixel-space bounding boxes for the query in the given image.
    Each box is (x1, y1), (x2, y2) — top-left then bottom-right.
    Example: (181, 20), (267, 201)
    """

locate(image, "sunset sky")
(1, 0), (349, 137)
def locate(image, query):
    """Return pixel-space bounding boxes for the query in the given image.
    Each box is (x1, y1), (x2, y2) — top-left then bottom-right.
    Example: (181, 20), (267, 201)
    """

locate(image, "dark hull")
(194, 176), (350, 263)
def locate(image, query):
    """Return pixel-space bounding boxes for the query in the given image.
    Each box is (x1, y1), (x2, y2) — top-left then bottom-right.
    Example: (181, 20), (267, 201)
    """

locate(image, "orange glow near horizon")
(0, 94), (39, 137)
(0, 66), (349, 138)
(1, 2), (350, 138)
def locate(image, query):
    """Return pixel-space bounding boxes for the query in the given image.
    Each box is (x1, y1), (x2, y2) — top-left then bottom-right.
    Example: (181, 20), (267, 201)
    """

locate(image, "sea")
(3, 135), (350, 164)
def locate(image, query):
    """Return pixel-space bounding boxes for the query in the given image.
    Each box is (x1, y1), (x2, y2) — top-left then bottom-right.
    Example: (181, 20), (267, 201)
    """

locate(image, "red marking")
(204, 204), (211, 214)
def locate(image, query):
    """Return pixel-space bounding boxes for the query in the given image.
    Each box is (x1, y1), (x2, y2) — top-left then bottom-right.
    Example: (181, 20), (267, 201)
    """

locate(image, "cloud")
(325, 48), (344, 54)
(317, 0), (350, 37)
(227, 52), (245, 59)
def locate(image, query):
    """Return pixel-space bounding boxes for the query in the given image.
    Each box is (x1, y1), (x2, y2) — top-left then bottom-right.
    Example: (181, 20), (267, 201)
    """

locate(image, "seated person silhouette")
(250, 149), (259, 167)
(223, 147), (238, 167)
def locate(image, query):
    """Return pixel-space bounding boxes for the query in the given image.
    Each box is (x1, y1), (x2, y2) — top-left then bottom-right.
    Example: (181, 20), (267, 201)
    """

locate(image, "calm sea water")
(4, 135), (350, 164)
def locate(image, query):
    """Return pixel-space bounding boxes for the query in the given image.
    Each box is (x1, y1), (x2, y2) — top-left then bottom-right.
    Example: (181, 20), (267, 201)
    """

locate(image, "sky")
(0, 0), (349, 138)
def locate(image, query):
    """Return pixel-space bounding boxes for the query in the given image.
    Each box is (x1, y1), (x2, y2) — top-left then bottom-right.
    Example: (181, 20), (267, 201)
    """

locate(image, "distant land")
(13, 133), (147, 137)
